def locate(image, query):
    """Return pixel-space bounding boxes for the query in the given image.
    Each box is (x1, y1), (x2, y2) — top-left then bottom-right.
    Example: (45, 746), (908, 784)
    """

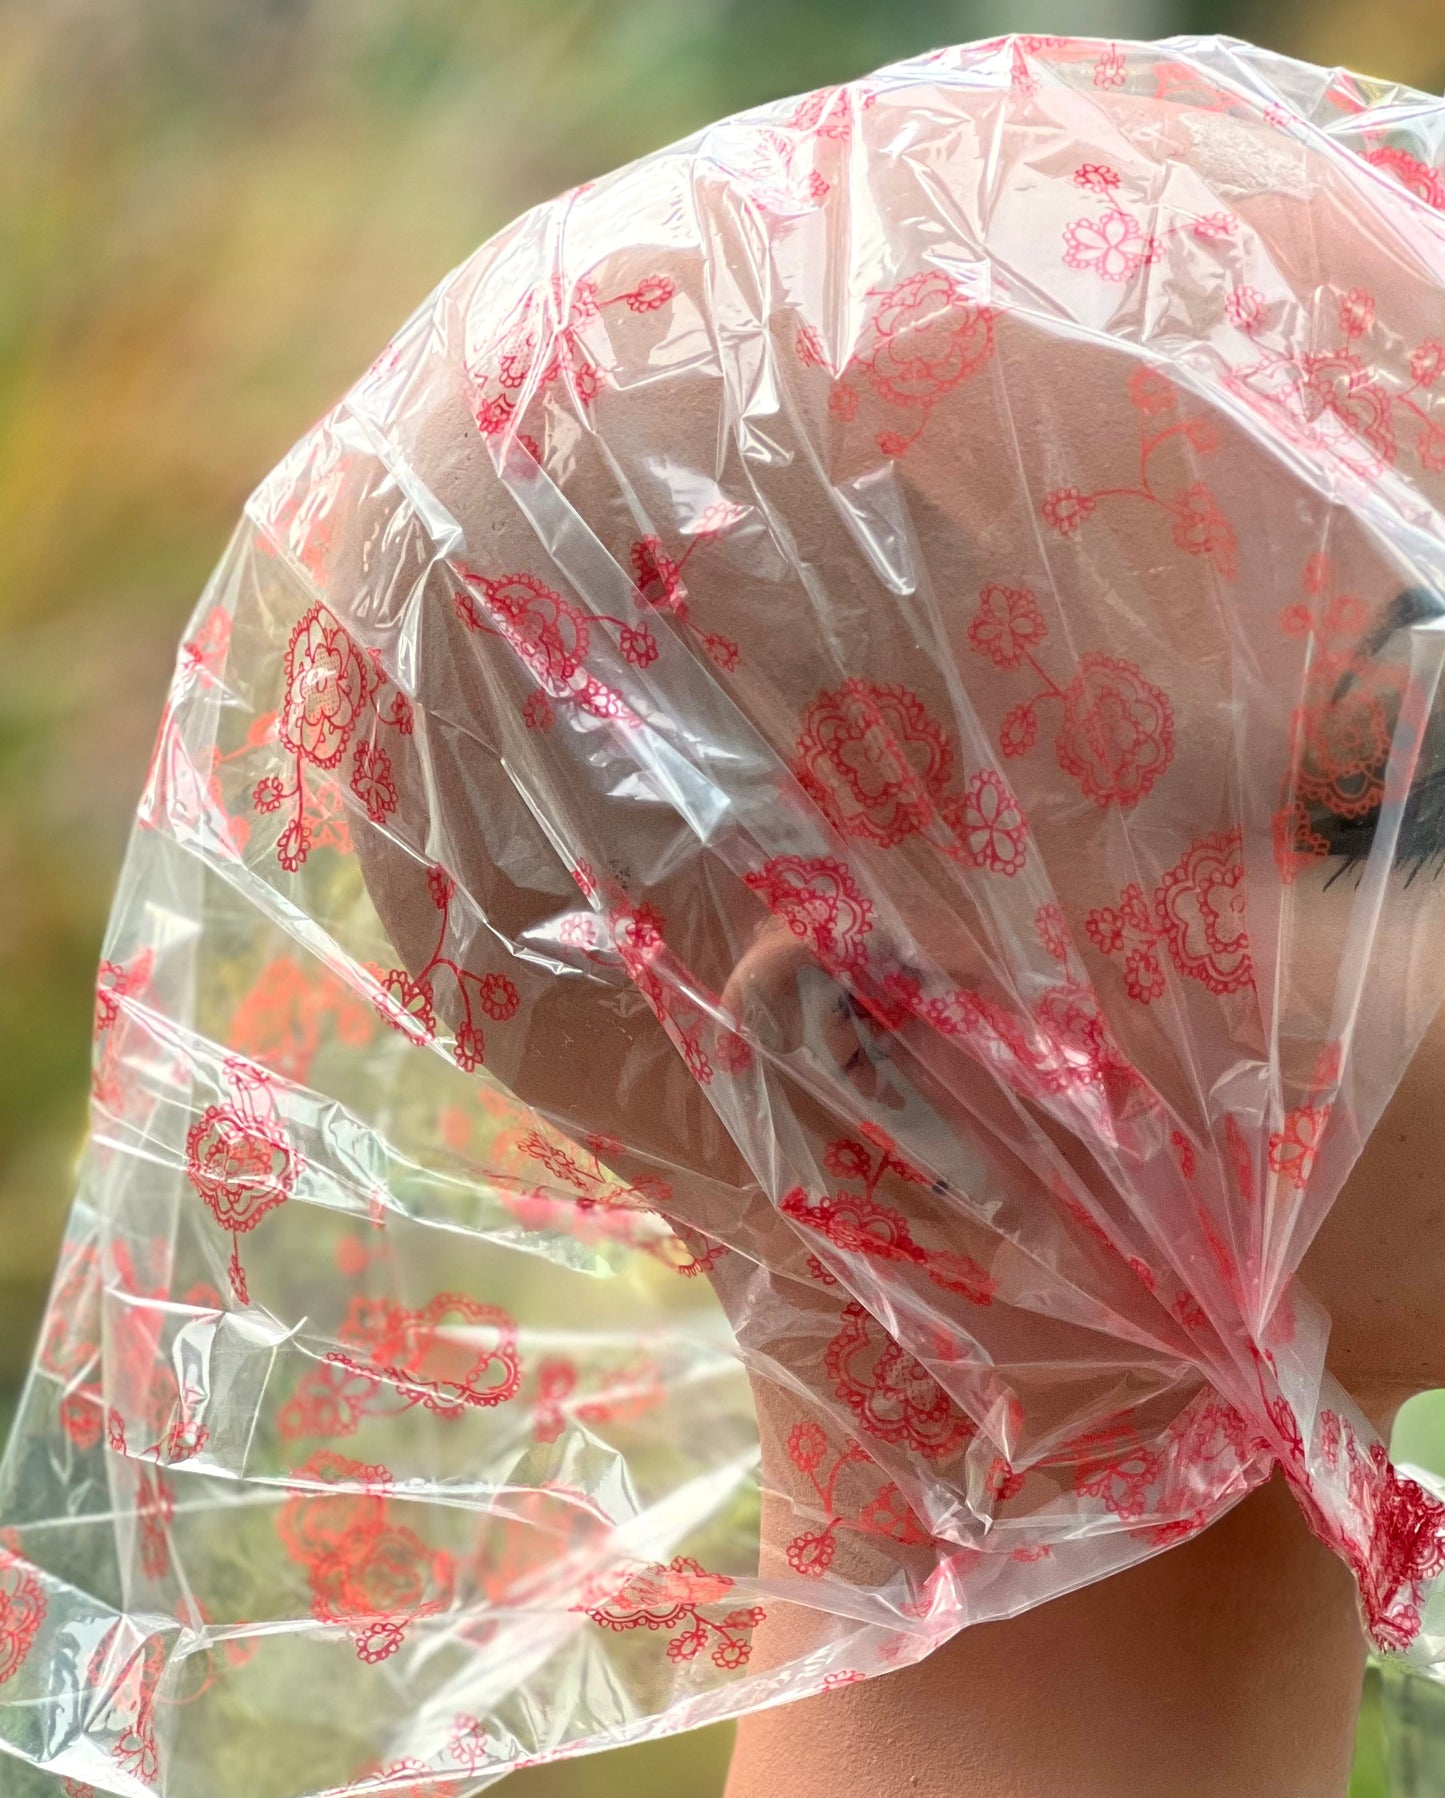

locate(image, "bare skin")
(722, 1002), (1445, 1798)
(724, 1470), (1368, 1798)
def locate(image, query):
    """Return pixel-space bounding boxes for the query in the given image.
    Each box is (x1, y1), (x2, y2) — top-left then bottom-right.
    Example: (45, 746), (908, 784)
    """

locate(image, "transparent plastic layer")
(7, 31), (1445, 1797)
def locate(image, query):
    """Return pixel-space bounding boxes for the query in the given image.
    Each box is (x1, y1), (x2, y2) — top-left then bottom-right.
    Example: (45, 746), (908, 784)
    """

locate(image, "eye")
(1290, 587), (1445, 883)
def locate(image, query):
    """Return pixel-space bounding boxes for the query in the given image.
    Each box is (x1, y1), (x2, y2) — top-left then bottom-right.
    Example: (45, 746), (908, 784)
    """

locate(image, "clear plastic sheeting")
(8, 32), (1445, 1796)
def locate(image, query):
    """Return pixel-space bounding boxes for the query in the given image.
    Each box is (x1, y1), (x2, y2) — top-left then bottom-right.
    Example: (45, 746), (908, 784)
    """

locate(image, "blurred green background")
(4, 1), (1445, 1792)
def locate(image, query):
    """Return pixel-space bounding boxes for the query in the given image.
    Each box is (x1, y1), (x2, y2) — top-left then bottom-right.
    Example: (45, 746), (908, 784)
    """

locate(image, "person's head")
(14, 39), (1445, 1797)
(329, 45), (1445, 1664)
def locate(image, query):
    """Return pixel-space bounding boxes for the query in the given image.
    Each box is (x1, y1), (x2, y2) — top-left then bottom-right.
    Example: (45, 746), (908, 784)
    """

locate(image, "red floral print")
(604, 898), (731, 1086)
(1088, 830), (1252, 1001)
(1155, 831), (1251, 993)
(585, 1556), (762, 1671)
(966, 583), (1046, 668)
(254, 601), (412, 869)
(629, 511), (744, 671)
(279, 605), (373, 768)
(453, 564), (655, 726)
(1293, 1419), (1445, 1652)
(467, 269), (676, 444)
(323, 1292), (522, 1421)
(1366, 145), (1445, 211)
(1272, 556), (1430, 873)
(782, 1424), (932, 1576)
(967, 584), (1175, 810)
(1062, 206), (1159, 281)
(1170, 483), (1237, 578)
(1225, 284), (1267, 332)
(184, 1059), (300, 1302)
(278, 1452), (452, 1663)
(229, 954), (376, 1084)
(951, 770), (1028, 875)
(0, 1548), (45, 1685)
(783, 1131), (994, 1302)
(825, 1301), (976, 1459)
(864, 271), (994, 406)
(829, 269), (994, 455)
(1055, 654), (1175, 810)
(1041, 365), (1237, 579)
(744, 854), (875, 975)
(370, 859), (520, 1070)
(1085, 881), (1166, 1002)
(1228, 276), (1445, 485)
(1268, 1104), (1329, 1189)
(1040, 487), (1095, 534)
(1093, 42), (1126, 87)
(794, 680), (952, 846)
(92, 948), (156, 1108)
(1233, 349), (1397, 476)
(1070, 1423), (1165, 1522)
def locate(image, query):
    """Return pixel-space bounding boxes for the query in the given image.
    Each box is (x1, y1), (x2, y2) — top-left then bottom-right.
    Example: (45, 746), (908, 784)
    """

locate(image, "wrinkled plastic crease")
(9, 30), (1445, 1798)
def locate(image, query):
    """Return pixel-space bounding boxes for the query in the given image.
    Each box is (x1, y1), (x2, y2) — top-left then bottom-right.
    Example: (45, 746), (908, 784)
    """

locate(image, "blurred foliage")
(6, 0), (1445, 1792)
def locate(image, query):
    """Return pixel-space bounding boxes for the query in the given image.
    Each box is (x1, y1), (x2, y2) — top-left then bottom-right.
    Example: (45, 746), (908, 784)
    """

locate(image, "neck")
(725, 1472), (1367, 1798)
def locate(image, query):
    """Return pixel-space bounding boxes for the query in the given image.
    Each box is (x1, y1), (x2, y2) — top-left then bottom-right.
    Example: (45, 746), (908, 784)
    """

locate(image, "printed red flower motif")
(1084, 887), (1142, 962)
(1062, 207), (1157, 281)
(350, 740), (397, 824)
(825, 1301), (975, 1460)
(1272, 799), (1330, 882)
(823, 1138), (873, 1181)
(1073, 162), (1120, 193)
(278, 603), (376, 769)
(787, 1420), (829, 1472)
(1040, 487), (1096, 535)
(476, 973), (520, 1021)
(1366, 145), (1445, 211)
(622, 273), (677, 313)
(457, 570), (589, 693)
(1231, 350), (1397, 475)
(1418, 421), (1445, 471)
(966, 584), (1046, 668)
(951, 770), (1028, 876)
(1055, 653), (1175, 809)
(1268, 1104), (1329, 1189)
(1170, 483), (1237, 579)
(277, 1452), (451, 1661)
(1035, 901), (1070, 964)
(328, 1292), (522, 1418)
(1093, 42), (1126, 87)
(585, 1555), (759, 1671)
(1291, 674), (1398, 820)
(781, 1186), (924, 1266)
(785, 1531), (837, 1577)
(1339, 289), (1376, 340)
(1072, 1432), (1164, 1521)
(744, 854), (875, 974)
(1154, 829), (1253, 995)
(309, 1522), (449, 1653)
(859, 270), (995, 408)
(794, 680), (953, 846)
(377, 969), (437, 1040)
(999, 702), (1038, 759)
(184, 1100), (296, 1235)
(0, 1549), (45, 1685)
(795, 322), (828, 368)
(1410, 337), (1445, 388)
(1225, 285), (1267, 332)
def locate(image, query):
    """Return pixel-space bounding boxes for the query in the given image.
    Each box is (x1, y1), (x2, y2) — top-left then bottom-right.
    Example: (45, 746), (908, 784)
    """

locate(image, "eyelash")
(1300, 586), (1445, 885)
